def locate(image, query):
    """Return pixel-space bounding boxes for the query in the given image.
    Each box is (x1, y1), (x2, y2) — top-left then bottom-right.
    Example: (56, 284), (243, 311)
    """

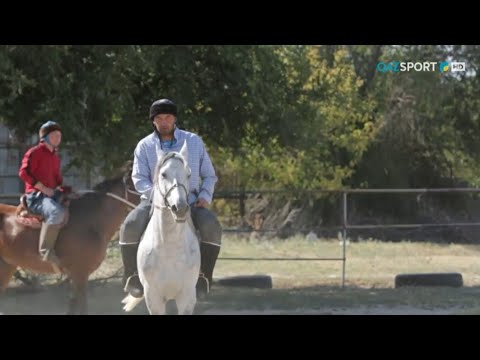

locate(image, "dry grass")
(213, 235), (480, 289)
(197, 235), (480, 313)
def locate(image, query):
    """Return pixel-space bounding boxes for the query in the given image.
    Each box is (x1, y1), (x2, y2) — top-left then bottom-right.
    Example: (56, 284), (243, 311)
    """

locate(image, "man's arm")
(18, 148), (54, 197)
(18, 148), (38, 187)
(55, 157), (63, 187)
(197, 140), (218, 204)
(131, 142), (153, 197)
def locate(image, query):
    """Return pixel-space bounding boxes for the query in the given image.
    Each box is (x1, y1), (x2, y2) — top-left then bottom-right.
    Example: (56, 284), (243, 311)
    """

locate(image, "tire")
(395, 272), (463, 288)
(215, 275), (273, 289)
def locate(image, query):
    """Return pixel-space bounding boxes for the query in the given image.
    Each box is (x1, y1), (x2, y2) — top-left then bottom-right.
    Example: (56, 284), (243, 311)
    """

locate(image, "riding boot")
(121, 243), (144, 298)
(38, 222), (62, 273)
(196, 242), (221, 298)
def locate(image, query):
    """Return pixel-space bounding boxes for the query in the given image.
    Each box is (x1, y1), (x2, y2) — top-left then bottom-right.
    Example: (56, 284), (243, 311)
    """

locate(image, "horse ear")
(179, 141), (188, 162)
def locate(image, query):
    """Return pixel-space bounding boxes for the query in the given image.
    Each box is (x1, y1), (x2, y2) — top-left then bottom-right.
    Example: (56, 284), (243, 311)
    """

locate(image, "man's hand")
(35, 182), (54, 197)
(43, 187), (55, 198)
(194, 198), (209, 208)
(59, 185), (73, 194)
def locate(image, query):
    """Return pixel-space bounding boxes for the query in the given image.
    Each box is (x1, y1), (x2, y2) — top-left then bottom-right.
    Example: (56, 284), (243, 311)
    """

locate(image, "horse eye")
(161, 172), (167, 178)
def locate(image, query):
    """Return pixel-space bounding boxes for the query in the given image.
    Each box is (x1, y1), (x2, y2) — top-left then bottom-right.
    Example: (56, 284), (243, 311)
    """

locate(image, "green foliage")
(1, 44), (480, 216)
(300, 47), (379, 188)
(352, 45), (480, 192)
(213, 124), (300, 191)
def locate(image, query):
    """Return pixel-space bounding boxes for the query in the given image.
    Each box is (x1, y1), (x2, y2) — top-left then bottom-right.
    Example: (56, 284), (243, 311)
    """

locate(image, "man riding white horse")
(119, 98), (222, 299)
(122, 143), (201, 314)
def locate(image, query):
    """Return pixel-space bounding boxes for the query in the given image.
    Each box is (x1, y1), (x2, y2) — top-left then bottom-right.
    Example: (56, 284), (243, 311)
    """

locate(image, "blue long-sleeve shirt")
(131, 127), (218, 204)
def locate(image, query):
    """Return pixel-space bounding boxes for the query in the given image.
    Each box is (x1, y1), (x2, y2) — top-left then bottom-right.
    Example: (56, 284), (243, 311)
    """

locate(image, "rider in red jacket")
(19, 138), (63, 194)
(18, 121), (66, 272)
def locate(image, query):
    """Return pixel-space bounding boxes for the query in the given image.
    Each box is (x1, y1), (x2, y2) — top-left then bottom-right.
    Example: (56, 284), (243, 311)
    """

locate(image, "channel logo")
(376, 61), (466, 73)
(439, 62), (449, 72)
(451, 62), (466, 72)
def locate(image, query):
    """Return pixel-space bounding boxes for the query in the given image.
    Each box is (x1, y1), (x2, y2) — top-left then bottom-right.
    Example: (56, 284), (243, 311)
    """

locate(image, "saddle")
(15, 188), (72, 229)
(15, 194), (43, 228)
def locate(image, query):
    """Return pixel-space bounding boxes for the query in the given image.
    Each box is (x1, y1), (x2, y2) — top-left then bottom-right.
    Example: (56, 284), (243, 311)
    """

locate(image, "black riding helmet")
(39, 120), (61, 140)
(149, 99), (177, 120)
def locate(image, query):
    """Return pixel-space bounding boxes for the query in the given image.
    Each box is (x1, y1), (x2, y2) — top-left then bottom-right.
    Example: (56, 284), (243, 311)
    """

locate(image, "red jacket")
(18, 142), (63, 194)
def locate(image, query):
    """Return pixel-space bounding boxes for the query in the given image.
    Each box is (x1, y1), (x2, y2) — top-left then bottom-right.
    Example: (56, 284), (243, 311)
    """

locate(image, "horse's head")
(153, 142), (191, 222)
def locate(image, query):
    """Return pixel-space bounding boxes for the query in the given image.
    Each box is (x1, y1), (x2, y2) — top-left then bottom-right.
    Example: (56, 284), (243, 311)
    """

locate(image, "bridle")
(155, 181), (189, 211)
(152, 154), (190, 221)
(123, 172), (141, 205)
(89, 173), (137, 209)
(121, 153), (189, 215)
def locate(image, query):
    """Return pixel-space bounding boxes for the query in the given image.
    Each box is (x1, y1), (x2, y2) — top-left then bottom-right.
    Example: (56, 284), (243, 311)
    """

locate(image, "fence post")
(239, 189), (246, 220)
(342, 191), (347, 288)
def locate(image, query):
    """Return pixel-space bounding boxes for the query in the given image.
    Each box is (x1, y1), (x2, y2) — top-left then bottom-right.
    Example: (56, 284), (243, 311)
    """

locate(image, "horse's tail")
(121, 294), (144, 312)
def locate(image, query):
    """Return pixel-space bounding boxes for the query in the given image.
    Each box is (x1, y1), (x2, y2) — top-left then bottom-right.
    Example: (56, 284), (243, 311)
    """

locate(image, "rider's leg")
(190, 207), (222, 297)
(119, 199), (151, 298)
(35, 196), (66, 273)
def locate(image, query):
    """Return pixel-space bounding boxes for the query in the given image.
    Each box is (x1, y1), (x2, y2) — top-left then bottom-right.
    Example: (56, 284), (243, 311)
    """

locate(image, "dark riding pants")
(119, 199), (222, 246)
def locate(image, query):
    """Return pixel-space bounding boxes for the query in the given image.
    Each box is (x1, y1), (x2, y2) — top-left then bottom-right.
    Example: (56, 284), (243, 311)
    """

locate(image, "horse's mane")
(153, 152), (186, 186)
(92, 160), (133, 194)
(69, 176), (124, 216)
(93, 176), (124, 193)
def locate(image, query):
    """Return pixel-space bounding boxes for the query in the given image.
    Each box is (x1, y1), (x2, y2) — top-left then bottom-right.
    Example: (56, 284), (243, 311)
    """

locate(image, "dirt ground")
(0, 278), (466, 315)
(201, 307), (461, 315)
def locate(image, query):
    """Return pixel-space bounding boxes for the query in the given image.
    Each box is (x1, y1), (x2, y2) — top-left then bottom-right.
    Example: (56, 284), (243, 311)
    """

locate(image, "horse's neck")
(100, 193), (129, 241)
(151, 208), (187, 246)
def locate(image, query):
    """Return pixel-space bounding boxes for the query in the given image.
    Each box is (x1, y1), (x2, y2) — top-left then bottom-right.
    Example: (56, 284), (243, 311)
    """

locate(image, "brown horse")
(0, 172), (136, 315)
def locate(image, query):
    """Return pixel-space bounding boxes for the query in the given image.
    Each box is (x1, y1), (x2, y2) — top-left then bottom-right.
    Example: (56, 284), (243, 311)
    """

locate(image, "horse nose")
(171, 204), (178, 213)
(176, 203), (188, 217)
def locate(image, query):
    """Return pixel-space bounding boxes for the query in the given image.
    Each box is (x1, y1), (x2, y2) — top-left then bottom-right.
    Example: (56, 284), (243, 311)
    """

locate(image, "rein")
(106, 192), (137, 209)
(72, 189), (137, 210)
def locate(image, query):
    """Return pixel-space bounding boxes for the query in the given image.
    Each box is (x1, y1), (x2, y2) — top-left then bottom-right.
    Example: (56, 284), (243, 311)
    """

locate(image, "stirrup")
(196, 273), (210, 298)
(124, 274), (144, 298)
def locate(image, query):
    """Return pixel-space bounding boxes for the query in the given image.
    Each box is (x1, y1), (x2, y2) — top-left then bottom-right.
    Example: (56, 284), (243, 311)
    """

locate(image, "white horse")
(121, 142), (201, 315)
